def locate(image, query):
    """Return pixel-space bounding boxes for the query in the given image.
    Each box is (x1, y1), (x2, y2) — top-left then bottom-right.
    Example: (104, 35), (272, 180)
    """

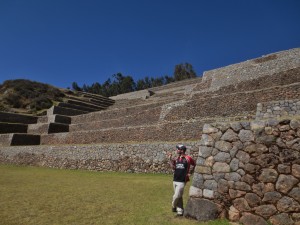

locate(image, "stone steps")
(41, 120), (205, 145)
(0, 122), (28, 134)
(66, 99), (106, 110)
(47, 106), (89, 116)
(28, 122), (69, 134)
(57, 102), (99, 112)
(0, 133), (40, 146)
(66, 96), (111, 108)
(0, 111), (38, 124)
(69, 106), (161, 132)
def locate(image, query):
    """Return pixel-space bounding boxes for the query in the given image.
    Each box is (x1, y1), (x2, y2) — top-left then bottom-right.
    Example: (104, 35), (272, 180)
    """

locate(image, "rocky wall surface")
(185, 119), (300, 225)
(202, 48), (300, 92)
(256, 99), (300, 120)
(0, 141), (199, 173)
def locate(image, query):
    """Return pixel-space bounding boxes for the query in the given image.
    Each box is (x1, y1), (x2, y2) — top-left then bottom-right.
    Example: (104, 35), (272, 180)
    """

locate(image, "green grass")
(0, 164), (231, 225)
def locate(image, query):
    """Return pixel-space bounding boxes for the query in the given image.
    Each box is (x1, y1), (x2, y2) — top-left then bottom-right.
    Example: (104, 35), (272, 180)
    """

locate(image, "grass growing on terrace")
(0, 164), (231, 225)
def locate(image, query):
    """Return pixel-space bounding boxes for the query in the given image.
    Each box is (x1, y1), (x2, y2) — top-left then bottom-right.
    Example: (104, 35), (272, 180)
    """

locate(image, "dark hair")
(176, 144), (186, 151)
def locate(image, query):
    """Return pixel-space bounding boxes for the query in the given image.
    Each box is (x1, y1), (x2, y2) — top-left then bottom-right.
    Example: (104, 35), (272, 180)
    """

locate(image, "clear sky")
(0, 0), (299, 89)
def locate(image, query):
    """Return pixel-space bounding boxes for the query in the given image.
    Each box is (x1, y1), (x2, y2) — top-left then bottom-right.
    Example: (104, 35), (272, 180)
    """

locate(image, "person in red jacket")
(167, 144), (195, 216)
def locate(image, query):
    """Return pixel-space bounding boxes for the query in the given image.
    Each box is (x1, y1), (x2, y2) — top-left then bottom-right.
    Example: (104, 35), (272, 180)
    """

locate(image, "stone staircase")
(0, 91), (114, 146)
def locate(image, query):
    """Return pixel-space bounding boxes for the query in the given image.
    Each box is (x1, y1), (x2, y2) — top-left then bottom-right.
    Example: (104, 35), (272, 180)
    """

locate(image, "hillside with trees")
(71, 63), (197, 97)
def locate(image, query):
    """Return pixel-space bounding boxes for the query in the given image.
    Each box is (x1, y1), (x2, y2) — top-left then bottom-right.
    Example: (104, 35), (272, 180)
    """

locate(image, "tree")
(173, 63), (197, 81)
(72, 82), (82, 91)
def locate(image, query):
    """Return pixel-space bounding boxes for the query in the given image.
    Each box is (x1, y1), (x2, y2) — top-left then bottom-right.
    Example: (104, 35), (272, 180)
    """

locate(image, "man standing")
(168, 144), (195, 216)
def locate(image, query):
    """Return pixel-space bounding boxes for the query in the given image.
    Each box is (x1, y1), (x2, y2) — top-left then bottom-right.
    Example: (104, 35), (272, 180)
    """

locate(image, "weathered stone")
(244, 163), (260, 174)
(292, 213), (300, 222)
(256, 153), (279, 167)
(264, 183), (275, 192)
(258, 168), (278, 183)
(225, 172), (241, 182)
(203, 189), (214, 199)
(198, 146), (213, 158)
(238, 129), (254, 142)
(215, 140), (232, 152)
(270, 213), (294, 225)
(262, 191), (282, 204)
(217, 179), (228, 193)
(203, 124), (218, 134)
(230, 122), (242, 132)
(233, 198), (251, 211)
(245, 193), (261, 207)
(228, 205), (240, 222)
(196, 157), (205, 165)
(189, 186), (202, 198)
(244, 143), (268, 155)
(251, 120), (266, 132)
(210, 131), (223, 141)
(252, 183), (265, 197)
(256, 134), (277, 146)
(195, 165), (212, 175)
(204, 180), (218, 190)
(200, 134), (214, 147)
(240, 213), (268, 225)
(234, 181), (251, 191)
(289, 187), (300, 203)
(292, 164), (300, 178)
(214, 152), (231, 163)
(291, 119), (300, 129)
(204, 156), (214, 167)
(229, 189), (246, 199)
(212, 162), (230, 173)
(230, 146), (239, 158)
(221, 129), (239, 142)
(203, 174), (213, 180)
(277, 196), (300, 212)
(279, 124), (291, 131)
(213, 172), (225, 181)
(255, 204), (277, 219)
(241, 174), (255, 185)
(276, 174), (299, 194)
(192, 173), (204, 188)
(265, 126), (273, 135)
(278, 164), (291, 174)
(184, 198), (221, 221)
(229, 158), (239, 171)
(236, 150), (250, 163)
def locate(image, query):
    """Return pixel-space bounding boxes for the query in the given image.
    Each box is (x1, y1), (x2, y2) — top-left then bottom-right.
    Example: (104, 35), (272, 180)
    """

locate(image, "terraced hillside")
(0, 47), (299, 174)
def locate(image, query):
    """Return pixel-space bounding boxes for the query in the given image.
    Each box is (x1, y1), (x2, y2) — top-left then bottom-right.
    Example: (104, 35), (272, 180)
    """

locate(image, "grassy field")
(0, 164), (231, 225)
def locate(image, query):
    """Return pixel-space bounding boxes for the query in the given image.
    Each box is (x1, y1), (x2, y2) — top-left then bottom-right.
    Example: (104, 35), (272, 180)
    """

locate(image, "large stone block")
(184, 198), (221, 221)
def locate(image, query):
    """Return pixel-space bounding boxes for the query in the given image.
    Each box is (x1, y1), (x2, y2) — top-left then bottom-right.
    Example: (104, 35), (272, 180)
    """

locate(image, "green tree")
(72, 82), (82, 91)
(173, 63), (197, 81)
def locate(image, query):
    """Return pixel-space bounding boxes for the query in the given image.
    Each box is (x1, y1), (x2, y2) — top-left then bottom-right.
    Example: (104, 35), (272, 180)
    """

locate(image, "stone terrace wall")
(0, 141), (199, 173)
(256, 99), (300, 120)
(202, 48), (300, 92)
(185, 118), (300, 225)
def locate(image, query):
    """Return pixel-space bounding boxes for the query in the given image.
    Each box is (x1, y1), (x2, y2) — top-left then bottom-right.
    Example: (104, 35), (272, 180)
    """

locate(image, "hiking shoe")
(172, 207), (177, 212)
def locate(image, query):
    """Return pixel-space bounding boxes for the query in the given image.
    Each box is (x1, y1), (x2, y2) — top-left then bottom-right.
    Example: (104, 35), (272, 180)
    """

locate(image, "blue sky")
(0, 0), (299, 89)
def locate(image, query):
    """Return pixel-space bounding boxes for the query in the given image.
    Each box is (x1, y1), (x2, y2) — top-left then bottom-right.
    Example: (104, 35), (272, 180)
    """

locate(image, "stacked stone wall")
(41, 120), (208, 145)
(0, 141), (199, 173)
(202, 48), (300, 92)
(256, 100), (300, 120)
(186, 118), (300, 225)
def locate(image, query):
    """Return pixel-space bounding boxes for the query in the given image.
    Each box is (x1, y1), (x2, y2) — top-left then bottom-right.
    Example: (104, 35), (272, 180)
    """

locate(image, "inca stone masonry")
(0, 47), (300, 225)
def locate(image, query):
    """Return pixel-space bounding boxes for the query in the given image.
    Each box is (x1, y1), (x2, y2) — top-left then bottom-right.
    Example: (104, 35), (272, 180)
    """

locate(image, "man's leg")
(172, 181), (185, 215)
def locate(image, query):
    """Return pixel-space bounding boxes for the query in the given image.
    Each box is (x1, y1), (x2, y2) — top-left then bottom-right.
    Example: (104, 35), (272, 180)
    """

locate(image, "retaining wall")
(185, 118), (300, 225)
(0, 141), (199, 173)
(202, 48), (300, 92)
(256, 99), (300, 120)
